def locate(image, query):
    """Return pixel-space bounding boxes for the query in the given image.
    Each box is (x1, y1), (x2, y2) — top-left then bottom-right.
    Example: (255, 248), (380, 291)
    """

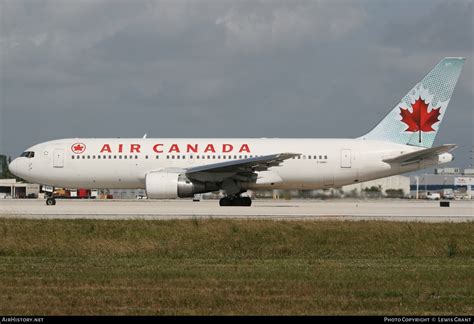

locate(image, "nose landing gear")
(44, 187), (57, 206)
(219, 196), (252, 207)
(46, 197), (56, 206)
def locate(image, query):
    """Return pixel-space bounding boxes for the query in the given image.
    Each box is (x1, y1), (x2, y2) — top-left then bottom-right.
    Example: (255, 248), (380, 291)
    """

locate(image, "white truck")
(426, 192), (441, 200)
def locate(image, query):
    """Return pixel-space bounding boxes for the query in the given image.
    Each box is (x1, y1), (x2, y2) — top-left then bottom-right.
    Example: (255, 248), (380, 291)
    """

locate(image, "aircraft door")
(53, 149), (64, 168)
(340, 149), (351, 168)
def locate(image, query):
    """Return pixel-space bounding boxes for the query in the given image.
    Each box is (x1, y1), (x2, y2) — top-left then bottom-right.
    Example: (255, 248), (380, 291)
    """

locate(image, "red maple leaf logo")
(400, 97), (440, 143)
(71, 143), (86, 154)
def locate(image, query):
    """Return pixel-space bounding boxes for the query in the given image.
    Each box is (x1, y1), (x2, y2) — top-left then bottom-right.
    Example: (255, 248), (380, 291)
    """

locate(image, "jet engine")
(145, 171), (208, 199)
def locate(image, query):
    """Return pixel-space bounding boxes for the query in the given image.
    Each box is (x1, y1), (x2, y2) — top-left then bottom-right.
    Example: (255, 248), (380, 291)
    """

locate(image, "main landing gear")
(219, 196), (252, 207)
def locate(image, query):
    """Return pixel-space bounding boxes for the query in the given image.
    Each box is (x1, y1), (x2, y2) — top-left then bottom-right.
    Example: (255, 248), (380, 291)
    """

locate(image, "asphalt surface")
(0, 199), (472, 222)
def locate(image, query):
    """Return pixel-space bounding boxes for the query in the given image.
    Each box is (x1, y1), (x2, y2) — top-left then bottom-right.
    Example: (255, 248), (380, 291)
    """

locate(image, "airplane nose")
(8, 159), (21, 177)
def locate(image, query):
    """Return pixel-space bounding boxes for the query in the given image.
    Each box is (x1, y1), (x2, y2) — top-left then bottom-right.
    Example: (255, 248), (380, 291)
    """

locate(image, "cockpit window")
(20, 151), (35, 158)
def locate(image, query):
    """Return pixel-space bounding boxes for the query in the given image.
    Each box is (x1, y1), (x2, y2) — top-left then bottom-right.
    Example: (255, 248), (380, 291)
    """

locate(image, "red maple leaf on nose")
(73, 144), (84, 153)
(400, 97), (441, 132)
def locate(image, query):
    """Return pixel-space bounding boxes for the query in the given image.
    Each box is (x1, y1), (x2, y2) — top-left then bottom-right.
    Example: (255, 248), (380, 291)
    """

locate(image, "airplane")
(8, 57), (465, 206)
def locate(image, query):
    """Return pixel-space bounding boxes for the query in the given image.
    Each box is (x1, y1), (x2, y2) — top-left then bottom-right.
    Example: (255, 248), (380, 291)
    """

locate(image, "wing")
(185, 153), (299, 183)
(383, 144), (457, 165)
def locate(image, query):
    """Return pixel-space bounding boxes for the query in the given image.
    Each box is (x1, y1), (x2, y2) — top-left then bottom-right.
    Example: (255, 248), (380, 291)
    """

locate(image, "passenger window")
(145, 155), (148, 159)
(119, 155), (122, 159)
(98, 156), (101, 159)
(156, 156), (159, 159)
(324, 155), (327, 159)
(124, 156), (127, 159)
(319, 155), (322, 159)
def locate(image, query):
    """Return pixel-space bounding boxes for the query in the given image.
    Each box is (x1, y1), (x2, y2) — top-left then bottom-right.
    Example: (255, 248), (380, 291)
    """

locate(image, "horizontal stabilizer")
(383, 144), (457, 165)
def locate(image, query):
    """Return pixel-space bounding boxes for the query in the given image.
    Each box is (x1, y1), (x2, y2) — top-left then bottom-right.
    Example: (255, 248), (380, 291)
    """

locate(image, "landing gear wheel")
(219, 196), (252, 207)
(219, 197), (233, 206)
(46, 197), (56, 206)
(240, 197), (252, 207)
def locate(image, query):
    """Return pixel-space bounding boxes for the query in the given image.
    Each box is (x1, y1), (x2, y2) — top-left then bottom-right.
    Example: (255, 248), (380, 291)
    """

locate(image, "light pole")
(423, 174), (428, 196)
(415, 176), (419, 199)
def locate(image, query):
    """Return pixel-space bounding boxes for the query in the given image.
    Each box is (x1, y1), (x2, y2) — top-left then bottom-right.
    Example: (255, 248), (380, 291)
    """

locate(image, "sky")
(0, 0), (473, 168)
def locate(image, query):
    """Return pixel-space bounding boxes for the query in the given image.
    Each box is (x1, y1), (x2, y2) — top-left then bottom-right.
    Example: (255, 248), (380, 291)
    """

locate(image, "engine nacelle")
(145, 171), (207, 199)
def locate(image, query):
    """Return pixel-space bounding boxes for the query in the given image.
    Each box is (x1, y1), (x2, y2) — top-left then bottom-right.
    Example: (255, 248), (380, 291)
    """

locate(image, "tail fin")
(360, 57), (465, 148)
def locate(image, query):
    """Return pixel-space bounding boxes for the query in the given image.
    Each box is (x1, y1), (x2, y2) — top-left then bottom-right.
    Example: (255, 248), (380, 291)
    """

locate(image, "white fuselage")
(9, 138), (449, 191)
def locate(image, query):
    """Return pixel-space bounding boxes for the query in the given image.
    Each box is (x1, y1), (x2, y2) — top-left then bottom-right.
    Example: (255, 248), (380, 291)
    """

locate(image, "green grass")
(0, 219), (473, 315)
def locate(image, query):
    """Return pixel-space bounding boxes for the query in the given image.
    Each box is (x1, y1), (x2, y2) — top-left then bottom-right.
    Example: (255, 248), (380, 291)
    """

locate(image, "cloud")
(381, 1), (473, 53)
(215, 1), (367, 54)
(0, 0), (472, 165)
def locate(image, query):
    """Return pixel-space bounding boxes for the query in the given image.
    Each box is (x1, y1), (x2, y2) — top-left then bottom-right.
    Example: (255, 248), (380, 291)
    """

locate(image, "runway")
(0, 199), (472, 222)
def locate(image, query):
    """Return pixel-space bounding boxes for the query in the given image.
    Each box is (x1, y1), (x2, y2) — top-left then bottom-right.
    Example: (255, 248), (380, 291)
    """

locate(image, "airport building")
(342, 175), (410, 198)
(410, 168), (473, 199)
(108, 189), (146, 199)
(0, 179), (40, 199)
